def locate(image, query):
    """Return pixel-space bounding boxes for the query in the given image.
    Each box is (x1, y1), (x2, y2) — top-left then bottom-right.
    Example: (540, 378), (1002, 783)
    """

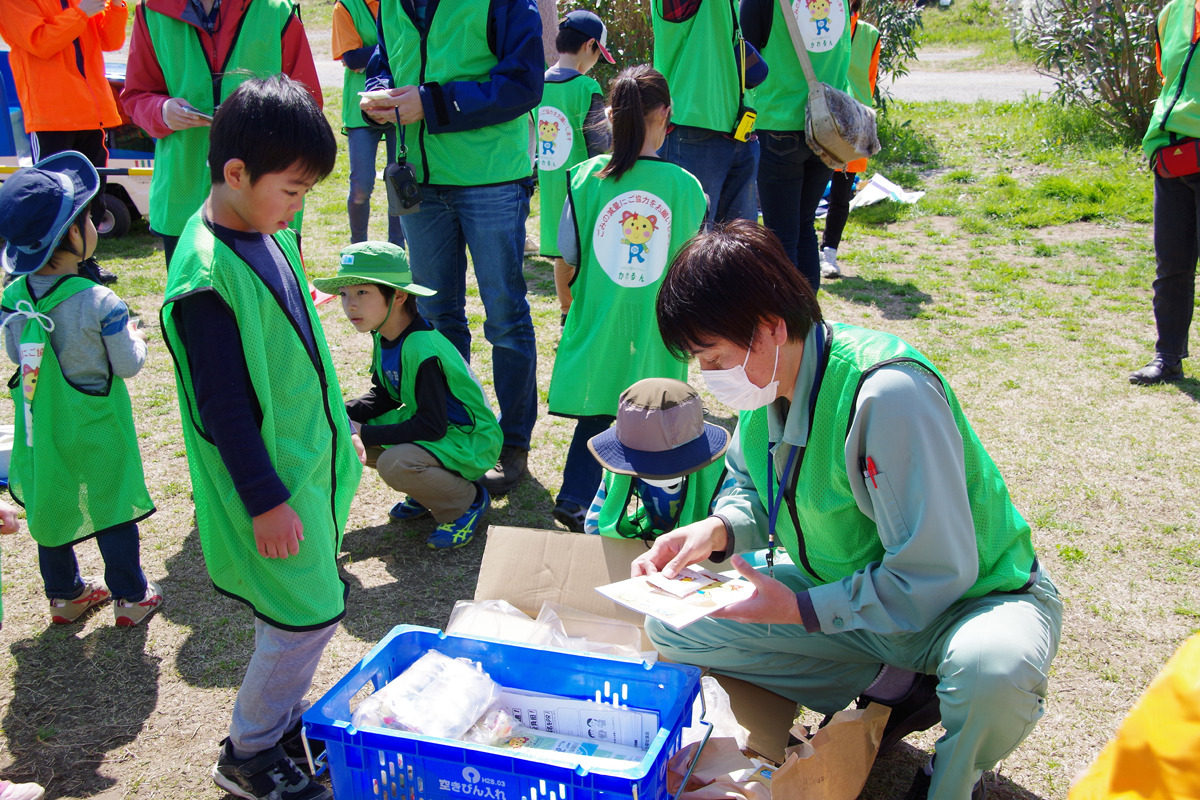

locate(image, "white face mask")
(702, 335), (780, 411)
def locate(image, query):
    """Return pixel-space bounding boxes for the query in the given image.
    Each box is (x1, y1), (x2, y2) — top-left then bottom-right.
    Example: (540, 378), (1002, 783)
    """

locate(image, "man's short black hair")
(556, 26), (598, 55)
(208, 74), (337, 185)
(657, 220), (823, 358)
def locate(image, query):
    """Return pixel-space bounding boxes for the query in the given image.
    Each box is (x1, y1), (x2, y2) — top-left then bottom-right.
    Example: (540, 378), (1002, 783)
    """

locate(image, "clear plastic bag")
(462, 706), (519, 745)
(682, 677), (750, 751)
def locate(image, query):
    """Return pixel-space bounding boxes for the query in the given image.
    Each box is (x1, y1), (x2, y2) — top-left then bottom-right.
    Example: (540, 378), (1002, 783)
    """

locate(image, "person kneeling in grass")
(317, 243), (502, 550)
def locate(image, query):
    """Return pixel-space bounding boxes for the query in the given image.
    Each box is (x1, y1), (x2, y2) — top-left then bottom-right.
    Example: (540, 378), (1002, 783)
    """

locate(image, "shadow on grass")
(1, 622), (160, 798)
(821, 275), (933, 319)
(861, 741), (1047, 799)
(1168, 376), (1200, 404)
(522, 255), (561, 299)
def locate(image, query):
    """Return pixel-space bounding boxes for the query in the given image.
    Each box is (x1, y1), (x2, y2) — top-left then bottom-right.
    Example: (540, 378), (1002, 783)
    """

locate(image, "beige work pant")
(366, 444), (477, 523)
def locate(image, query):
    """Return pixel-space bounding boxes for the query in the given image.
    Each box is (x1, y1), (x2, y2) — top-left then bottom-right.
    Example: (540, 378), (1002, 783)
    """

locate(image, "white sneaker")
(820, 247), (841, 279)
(0, 779), (46, 800)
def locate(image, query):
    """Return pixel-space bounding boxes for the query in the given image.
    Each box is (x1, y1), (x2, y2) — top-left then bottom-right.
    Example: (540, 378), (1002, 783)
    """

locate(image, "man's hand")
(351, 432), (366, 465)
(360, 86), (424, 125)
(162, 98), (212, 131)
(632, 516), (727, 578)
(709, 555), (803, 625)
(78, 0), (108, 17)
(0, 502), (21, 535)
(252, 502), (304, 559)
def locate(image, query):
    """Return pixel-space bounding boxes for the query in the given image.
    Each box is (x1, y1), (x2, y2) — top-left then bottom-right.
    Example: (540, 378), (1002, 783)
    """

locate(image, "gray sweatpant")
(228, 619), (338, 759)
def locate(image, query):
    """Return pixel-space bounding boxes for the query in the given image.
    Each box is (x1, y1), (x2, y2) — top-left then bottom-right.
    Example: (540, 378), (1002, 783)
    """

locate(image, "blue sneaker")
(389, 497), (430, 522)
(426, 486), (489, 550)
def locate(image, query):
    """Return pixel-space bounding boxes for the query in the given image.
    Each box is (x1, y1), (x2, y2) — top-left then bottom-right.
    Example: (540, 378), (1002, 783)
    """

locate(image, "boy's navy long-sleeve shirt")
(173, 221), (317, 518)
(363, 0), (543, 136)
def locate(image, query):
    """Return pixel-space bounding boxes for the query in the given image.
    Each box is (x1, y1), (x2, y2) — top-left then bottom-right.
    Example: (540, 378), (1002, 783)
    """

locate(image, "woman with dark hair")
(546, 65), (707, 532)
(637, 220), (1062, 800)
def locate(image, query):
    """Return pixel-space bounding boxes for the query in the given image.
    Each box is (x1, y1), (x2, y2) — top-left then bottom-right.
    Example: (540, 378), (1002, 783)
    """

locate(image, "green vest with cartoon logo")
(750, 0), (851, 131)
(2, 275), (155, 549)
(364, 326), (503, 481)
(340, 0), (380, 130)
(160, 212), (363, 630)
(1145, 0), (1200, 159)
(596, 460), (727, 540)
(379, 0), (531, 185)
(143, 0), (293, 236)
(738, 323), (1036, 597)
(548, 156), (706, 418)
(653, 0), (741, 132)
(537, 74), (604, 258)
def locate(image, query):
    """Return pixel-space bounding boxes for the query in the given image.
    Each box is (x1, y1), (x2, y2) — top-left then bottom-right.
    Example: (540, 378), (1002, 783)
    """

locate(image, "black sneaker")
(279, 720), (325, 777)
(552, 500), (585, 533)
(860, 673), (941, 756)
(1129, 356), (1183, 385)
(211, 738), (331, 800)
(478, 445), (528, 495)
(903, 764), (986, 800)
(80, 257), (118, 286)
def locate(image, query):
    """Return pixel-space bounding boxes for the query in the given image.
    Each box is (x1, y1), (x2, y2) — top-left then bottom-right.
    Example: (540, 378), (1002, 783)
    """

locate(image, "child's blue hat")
(0, 151), (99, 276)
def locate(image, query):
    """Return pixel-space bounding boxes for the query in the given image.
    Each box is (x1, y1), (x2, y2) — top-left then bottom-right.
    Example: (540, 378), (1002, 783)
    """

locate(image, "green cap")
(311, 242), (436, 296)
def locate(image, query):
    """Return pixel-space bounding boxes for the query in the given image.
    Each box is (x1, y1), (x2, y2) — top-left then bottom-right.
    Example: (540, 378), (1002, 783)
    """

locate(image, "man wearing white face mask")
(633, 220), (1062, 800)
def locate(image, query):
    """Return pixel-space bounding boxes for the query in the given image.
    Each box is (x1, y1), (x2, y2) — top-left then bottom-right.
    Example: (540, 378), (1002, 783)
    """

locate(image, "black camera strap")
(394, 107), (408, 163)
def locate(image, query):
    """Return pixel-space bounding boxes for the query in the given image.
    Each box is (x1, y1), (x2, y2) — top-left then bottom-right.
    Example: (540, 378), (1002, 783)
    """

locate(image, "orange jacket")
(0, 0), (127, 133)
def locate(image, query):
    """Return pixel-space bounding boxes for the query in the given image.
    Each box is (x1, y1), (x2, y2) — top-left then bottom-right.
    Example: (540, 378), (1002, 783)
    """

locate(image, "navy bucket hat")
(0, 151), (99, 276)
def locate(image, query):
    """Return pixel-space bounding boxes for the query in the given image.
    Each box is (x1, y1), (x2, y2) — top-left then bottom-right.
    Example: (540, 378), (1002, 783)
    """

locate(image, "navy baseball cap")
(560, 10), (615, 64)
(0, 151), (99, 276)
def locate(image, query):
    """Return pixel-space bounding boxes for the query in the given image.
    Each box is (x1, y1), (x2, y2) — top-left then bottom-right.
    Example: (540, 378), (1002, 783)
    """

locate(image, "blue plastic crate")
(304, 625), (701, 800)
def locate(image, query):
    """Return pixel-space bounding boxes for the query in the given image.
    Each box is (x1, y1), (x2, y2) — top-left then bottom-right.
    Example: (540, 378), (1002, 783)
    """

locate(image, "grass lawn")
(915, 0), (1039, 70)
(0, 89), (1196, 800)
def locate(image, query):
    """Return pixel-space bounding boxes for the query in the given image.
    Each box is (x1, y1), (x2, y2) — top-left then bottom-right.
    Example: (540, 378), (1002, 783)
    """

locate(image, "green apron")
(1145, 0), (1200, 158)
(537, 74), (604, 257)
(596, 460), (727, 540)
(2, 275), (154, 548)
(161, 212), (362, 629)
(339, 0), (378, 131)
(548, 156), (707, 418)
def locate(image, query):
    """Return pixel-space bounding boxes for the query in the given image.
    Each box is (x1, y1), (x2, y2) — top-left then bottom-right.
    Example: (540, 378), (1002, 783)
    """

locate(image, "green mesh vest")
(363, 327), (503, 481)
(548, 156), (707, 417)
(750, 0), (851, 131)
(653, 0), (741, 132)
(160, 212), (363, 630)
(596, 460), (727, 540)
(143, 0), (292, 236)
(537, 74), (604, 258)
(847, 20), (880, 107)
(339, 0), (378, 131)
(2, 276), (155, 548)
(739, 323), (1036, 597)
(379, 0), (531, 186)
(1145, 0), (1200, 158)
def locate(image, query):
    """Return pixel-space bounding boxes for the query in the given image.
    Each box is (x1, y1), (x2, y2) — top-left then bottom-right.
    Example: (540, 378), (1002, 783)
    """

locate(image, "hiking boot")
(49, 577), (110, 624)
(0, 780), (46, 800)
(114, 581), (164, 627)
(211, 738), (332, 800)
(820, 247), (841, 279)
(280, 720), (325, 777)
(903, 762), (986, 800)
(479, 445), (528, 495)
(388, 496), (430, 522)
(860, 673), (941, 756)
(427, 485), (489, 550)
(1129, 356), (1183, 385)
(552, 500), (586, 533)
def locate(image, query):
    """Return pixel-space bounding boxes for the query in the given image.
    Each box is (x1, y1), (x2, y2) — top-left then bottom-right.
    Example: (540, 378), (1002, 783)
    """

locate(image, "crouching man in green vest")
(635, 221), (1063, 800)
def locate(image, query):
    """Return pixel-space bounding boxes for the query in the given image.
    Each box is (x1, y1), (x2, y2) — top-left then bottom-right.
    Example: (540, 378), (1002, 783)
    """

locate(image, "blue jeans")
(347, 126), (405, 247)
(557, 414), (615, 508)
(757, 130), (834, 292)
(38, 522), (147, 602)
(400, 181), (538, 448)
(660, 125), (760, 224)
(1152, 172), (1200, 360)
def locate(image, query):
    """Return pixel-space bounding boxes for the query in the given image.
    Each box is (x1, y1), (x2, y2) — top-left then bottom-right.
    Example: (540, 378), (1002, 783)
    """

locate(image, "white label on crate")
(431, 765), (511, 800)
(497, 689), (658, 751)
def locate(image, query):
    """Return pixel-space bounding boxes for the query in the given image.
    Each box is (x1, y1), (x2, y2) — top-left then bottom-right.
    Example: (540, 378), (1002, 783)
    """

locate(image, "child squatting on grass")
(0, 151), (163, 630)
(316, 242), (502, 550)
(159, 75), (365, 800)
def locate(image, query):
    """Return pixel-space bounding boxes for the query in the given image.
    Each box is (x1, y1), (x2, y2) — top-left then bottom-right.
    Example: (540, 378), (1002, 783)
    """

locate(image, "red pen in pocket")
(865, 456), (878, 488)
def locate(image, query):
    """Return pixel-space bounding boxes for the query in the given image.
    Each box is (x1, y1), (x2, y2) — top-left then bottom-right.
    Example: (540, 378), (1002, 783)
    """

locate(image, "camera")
(385, 158), (423, 216)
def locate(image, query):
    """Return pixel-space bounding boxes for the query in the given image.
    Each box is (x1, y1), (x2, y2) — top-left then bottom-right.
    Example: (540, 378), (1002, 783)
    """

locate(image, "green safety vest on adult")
(143, 0), (293, 236)
(537, 74), (604, 258)
(738, 323), (1036, 596)
(847, 19), (880, 107)
(379, 0), (530, 186)
(365, 329), (503, 481)
(339, 0), (378, 130)
(3, 275), (155, 549)
(1144, 0), (1200, 159)
(596, 460), (727, 540)
(160, 214), (363, 630)
(548, 156), (707, 417)
(750, 0), (851, 131)
(652, 0), (741, 132)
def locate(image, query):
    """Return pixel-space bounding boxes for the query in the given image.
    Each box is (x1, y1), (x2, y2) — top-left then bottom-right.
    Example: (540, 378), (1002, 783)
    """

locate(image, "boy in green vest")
(0, 151), (163, 629)
(584, 379), (730, 540)
(314, 242), (503, 550)
(160, 76), (363, 800)
(538, 10), (613, 319)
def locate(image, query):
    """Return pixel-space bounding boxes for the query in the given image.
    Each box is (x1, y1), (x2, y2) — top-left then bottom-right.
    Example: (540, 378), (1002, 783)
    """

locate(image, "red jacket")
(0, 0), (127, 132)
(120, 0), (322, 140)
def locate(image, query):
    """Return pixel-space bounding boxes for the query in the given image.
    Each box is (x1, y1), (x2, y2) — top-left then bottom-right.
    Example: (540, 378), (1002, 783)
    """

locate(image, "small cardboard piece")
(475, 526), (798, 764)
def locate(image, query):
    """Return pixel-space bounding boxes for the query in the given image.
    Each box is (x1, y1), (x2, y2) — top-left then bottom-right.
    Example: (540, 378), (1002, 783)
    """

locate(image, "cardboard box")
(475, 526), (798, 764)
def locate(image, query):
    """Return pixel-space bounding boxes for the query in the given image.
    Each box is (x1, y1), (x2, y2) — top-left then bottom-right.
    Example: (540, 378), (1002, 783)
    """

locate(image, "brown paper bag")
(770, 703), (891, 800)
